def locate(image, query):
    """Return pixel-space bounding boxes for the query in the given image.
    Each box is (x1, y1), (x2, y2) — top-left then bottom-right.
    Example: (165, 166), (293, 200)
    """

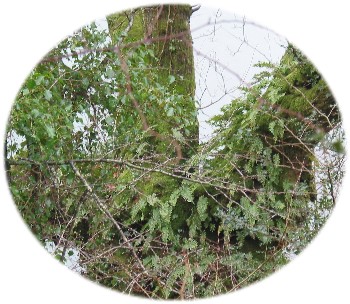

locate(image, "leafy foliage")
(5, 5), (345, 300)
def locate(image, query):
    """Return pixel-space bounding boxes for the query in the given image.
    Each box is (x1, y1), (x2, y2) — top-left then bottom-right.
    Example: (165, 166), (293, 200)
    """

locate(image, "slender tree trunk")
(266, 45), (340, 222)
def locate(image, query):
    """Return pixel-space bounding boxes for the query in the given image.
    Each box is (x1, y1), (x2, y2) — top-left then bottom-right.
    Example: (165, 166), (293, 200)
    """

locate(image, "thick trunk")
(143, 5), (196, 97)
(107, 5), (198, 161)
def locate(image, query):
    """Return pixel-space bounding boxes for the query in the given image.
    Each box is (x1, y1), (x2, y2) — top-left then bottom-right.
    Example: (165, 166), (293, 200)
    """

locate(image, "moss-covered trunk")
(143, 5), (196, 97)
(263, 45), (340, 222)
(107, 4), (198, 160)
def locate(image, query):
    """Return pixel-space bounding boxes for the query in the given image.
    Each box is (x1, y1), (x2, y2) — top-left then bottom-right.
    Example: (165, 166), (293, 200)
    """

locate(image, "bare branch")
(69, 161), (148, 274)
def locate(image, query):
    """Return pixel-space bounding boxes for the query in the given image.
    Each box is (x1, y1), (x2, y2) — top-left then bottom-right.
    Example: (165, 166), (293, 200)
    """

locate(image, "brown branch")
(40, 22), (192, 64)
(68, 161), (148, 274)
(179, 250), (191, 300)
(256, 97), (323, 133)
(144, 5), (164, 40)
(232, 247), (283, 291)
(10, 157), (292, 198)
(67, 161), (172, 292)
(60, 189), (88, 262)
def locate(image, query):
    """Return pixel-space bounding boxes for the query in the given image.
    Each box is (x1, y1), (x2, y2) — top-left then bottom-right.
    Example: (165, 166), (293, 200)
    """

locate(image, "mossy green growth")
(265, 44), (339, 131)
(107, 10), (145, 44)
(107, 5), (198, 158)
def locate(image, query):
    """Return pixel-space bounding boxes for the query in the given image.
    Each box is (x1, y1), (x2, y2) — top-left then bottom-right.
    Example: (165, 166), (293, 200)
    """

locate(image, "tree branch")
(69, 161), (148, 274)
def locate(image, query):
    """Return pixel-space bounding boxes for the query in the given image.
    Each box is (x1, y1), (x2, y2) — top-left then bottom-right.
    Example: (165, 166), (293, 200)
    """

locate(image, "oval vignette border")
(0, 0), (349, 304)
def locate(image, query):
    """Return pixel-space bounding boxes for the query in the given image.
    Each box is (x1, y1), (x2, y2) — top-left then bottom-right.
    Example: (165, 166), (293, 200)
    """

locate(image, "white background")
(0, 0), (349, 303)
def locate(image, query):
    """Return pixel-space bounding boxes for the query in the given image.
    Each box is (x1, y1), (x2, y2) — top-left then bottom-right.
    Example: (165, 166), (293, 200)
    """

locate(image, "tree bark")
(107, 4), (199, 161)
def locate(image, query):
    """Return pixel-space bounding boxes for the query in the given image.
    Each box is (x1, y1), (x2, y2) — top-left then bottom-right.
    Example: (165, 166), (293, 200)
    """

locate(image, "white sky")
(190, 6), (287, 141)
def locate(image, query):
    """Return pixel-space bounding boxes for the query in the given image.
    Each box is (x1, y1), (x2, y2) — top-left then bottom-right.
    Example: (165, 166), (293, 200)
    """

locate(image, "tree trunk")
(264, 45), (340, 223)
(107, 4), (198, 161)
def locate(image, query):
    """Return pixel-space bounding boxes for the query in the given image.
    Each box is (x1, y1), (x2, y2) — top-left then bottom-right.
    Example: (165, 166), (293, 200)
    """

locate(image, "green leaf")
(268, 121), (276, 136)
(44, 90), (52, 101)
(160, 203), (171, 222)
(64, 198), (74, 213)
(166, 107), (174, 117)
(169, 189), (180, 206)
(120, 95), (127, 104)
(183, 238), (197, 250)
(105, 116), (114, 126)
(27, 79), (36, 89)
(172, 129), (184, 143)
(35, 75), (45, 85)
(136, 142), (147, 155)
(181, 185), (193, 203)
(22, 88), (30, 95)
(197, 196), (208, 221)
(45, 125), (55, 138)
(274, 201), (285, 210)
(267, 88), (285, 103)
(106, 68), (115, 78)
(66, 172), (74, 185)
(82, 78), (89, 87)
(31, 109), (41, 118)
(168, 75), (175, 84)
(131, 198), (146, 220)
(147, 193), (159, 206)
(45, 199), (52, 207)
